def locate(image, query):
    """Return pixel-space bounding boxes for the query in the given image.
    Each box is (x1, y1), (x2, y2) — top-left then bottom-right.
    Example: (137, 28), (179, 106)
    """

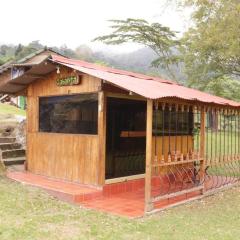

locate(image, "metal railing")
(148, 103), (240, 210)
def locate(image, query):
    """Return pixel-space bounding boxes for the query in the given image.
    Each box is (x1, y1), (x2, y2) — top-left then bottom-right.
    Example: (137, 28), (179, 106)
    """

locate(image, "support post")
(98, 91), (106, 186)
(200, 107), (206, 193)
(145, 99), (153, 212)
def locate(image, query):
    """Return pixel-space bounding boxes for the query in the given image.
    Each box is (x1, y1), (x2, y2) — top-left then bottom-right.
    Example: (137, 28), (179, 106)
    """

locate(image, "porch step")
(0, 137), (16, 144)
(3, 157), (26, 166)
(0, 143), (22, 151)
(7, 171), (103, 203)
(2, 149), (25, 159)
(46, 188), (103, 203)
(0, 137), (26, 168)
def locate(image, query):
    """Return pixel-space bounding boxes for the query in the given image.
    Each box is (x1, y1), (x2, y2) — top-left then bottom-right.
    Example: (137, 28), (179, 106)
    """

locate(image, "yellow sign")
(56, 75), (80, 86)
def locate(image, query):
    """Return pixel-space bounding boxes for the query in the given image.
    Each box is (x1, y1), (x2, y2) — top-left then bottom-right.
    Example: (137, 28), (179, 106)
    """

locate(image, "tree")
(14, 45), (37, 61)
(0, 45), (8, 56)
(75, 45), (94, 61)
(15, 44), (23, 57)
(205, 76), (240, 101)
(94, 1), (240, 100)
(28, 40), (44, 50)
(181, 0), (240, 90)
(58, 44), (76, 58)
(94, 18), (180, 80)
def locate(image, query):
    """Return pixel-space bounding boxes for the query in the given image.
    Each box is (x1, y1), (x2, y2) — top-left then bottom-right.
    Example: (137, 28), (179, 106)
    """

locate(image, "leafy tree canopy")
(95, 0), (240, 101)
(94, 19), (180, 80)
(181, 0), (240, 89)
(206, 76), (240, 101)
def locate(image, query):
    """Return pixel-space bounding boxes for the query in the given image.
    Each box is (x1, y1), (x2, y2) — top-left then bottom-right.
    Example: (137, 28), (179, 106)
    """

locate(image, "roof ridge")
(16, 47), (67, 64)
(51, 55), (177, 85)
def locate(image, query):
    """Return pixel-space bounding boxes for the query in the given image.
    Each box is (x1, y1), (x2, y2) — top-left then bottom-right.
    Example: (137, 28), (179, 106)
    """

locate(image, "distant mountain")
(93, 47), (186, 83)
(0, 41), (186, 83)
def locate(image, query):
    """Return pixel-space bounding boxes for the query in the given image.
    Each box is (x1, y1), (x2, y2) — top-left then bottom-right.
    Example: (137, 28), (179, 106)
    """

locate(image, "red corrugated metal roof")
(51, 55), (240, 108)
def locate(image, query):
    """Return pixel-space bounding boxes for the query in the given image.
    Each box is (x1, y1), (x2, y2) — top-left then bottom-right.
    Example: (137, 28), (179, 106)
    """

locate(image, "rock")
(2, 126), (15, 137)
(13, 120), (26, 148)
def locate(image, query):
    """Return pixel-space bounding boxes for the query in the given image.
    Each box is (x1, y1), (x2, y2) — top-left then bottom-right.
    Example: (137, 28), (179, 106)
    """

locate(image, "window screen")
(39, 93), (98, 134)
(153, 106), (193, 135)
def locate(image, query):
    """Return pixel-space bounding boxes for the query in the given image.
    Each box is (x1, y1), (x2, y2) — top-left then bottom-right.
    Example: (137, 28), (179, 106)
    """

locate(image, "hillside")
(0, 103), (26, 117)
(0, 42), (185, 83)
(93, 47), (185, 82)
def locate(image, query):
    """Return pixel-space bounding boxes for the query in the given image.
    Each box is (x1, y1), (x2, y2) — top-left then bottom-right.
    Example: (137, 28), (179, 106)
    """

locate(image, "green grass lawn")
(0, 103), (26, 117)
(0, 174), (239, 240)
(194, 131), (240, 158)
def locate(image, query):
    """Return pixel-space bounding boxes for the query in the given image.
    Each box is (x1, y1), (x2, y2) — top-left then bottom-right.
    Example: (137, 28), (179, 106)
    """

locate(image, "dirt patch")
(0, 161), (6, 175)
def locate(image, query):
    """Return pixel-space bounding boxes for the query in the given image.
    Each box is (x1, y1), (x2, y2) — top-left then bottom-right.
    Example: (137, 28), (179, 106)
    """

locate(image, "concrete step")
(2, 149), (25, 159)
(3, 157), (25, 166)
(0, 137), (16, 144)
(0, 143), (22, 151)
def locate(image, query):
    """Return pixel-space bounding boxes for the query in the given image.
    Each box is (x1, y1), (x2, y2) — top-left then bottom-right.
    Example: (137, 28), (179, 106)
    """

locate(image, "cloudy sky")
(0, 0), (191, 52)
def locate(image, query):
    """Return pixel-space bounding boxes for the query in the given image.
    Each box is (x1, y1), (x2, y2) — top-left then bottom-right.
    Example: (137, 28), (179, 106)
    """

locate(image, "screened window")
(153, 106), (194, 135)
(39, 93), (98, 134)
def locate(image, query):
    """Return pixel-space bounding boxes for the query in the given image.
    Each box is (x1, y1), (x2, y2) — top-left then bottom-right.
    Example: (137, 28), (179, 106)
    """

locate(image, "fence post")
(98, 91), (106, 186)
(145, 99), (153, 212)
(200, 106), (206, 193)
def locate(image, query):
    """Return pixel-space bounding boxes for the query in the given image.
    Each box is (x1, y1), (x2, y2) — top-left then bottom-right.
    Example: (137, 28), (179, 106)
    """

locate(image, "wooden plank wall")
(27, 133), (99, 184)
(152, 135), (193, 161)
(27, 66), (102, 185)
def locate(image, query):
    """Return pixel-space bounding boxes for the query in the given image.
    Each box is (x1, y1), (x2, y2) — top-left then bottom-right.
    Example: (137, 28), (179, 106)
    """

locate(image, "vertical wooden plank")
(200, 107), (206, 192)
(98, 91), (106, 186)
(145, 99), (153, 212)
(25, 95), (29, 171)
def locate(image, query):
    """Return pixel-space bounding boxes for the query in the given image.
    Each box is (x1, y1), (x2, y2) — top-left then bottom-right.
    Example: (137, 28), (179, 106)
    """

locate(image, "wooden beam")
(25, 74), (47, 79)
(105, 92), (145, 101)
(152, 158), (204, 167)
(157, 98), (239, 111)
(200, 107), (206, 193)
(152, 185), (204, 202)
(105, 174), (145, 184)
(145, 99), (153, 212)
(8, 82), (27, 86)
(98, 91), (106, 186)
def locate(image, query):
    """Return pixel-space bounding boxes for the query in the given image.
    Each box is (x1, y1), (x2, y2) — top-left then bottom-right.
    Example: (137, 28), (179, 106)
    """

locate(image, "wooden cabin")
(0, 49), (239, 212)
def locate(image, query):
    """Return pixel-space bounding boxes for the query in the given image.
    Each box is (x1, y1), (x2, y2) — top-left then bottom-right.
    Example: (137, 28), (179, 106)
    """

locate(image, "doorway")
(105, 97), (146, 179)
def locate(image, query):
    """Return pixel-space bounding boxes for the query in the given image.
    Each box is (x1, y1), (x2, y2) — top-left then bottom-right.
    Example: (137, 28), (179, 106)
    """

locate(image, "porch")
(7, 168), (237, 218)
(102, 96), (240, 213)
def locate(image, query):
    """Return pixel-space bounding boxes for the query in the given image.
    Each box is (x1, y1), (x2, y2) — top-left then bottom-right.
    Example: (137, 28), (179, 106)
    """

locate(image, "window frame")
(38, 92), (99, 135)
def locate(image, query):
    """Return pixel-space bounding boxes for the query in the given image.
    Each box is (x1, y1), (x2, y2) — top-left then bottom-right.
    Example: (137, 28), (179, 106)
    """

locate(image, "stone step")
(3, 157), (26, 166)
(1, 149), (25, 159)
(0, 143), (22, 151)
(0, 137), (16, 144)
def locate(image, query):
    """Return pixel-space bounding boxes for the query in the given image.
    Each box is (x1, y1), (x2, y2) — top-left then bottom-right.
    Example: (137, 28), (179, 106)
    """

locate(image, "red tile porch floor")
(7, 170), (211, 218)
(8, 170), (234, 218)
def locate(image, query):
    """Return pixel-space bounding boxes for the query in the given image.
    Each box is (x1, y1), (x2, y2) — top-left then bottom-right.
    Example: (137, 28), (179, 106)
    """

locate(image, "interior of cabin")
(105, 96), (196, 181)
(105, 97), (146, 179)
